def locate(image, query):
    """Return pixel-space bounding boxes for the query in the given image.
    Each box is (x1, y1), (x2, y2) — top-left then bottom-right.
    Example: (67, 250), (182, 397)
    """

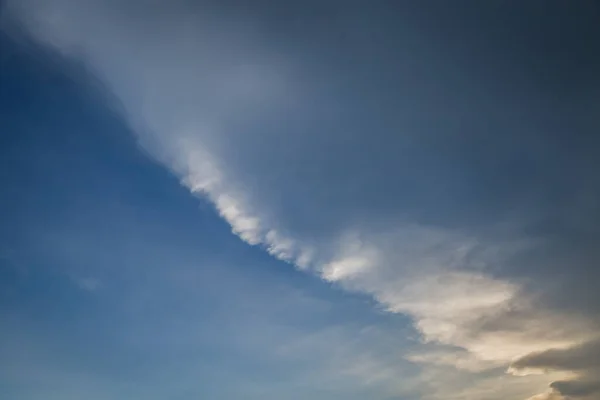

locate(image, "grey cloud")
(551, 379), (600, 399)
(512, 339), (600, 399)
(512, 339), (600, 372)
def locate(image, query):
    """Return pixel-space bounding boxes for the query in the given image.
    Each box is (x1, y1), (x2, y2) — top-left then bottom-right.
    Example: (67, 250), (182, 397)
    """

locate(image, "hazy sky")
(1, 1), (600, 399)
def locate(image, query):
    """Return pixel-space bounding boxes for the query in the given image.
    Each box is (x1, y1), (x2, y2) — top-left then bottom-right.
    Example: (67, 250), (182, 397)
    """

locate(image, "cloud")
(317, 227), (596, 374)
(511, 339), (600, 372)
(551, 380), (600, 399)
(526, 391), (567, 400)
(3, 1), (600, 399)
(511, 339), (600, 399)
(2, 0), (318, 268)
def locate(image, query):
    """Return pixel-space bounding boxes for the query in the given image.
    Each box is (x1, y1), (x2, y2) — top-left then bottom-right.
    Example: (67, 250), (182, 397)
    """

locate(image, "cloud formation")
(512, 339), (600, 400)
(3, 1), (599, 399)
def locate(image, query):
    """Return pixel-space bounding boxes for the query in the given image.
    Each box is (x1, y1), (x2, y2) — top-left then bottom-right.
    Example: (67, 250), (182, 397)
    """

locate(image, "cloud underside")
(3, 1), (599, 399)
(512, 339), (600, 400)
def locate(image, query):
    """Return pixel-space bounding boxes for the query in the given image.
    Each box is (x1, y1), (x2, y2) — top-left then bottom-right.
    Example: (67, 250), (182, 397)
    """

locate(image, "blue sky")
(1, 1), (600, 400)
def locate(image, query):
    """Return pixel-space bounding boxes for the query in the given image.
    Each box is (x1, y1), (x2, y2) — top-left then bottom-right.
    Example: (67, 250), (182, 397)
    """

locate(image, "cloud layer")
(3, 1), (599, 399)
(511, 338), (600, 400)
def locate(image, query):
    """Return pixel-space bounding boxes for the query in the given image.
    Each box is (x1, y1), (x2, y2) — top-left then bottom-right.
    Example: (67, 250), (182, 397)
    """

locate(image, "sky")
(1, 1), (600, 399)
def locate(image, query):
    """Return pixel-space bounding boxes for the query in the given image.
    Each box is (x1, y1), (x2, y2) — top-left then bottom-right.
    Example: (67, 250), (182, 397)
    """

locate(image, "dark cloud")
(512, 339), (600, 372)
(551, 379), (600, 399)
(513, 339), (600, 399)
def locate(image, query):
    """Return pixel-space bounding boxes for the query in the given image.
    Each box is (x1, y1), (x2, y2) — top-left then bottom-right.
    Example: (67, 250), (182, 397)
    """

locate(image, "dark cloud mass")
(551, 379), (600, 399)
(512, 339), (600, 372)
(512, 339), (600, 399)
